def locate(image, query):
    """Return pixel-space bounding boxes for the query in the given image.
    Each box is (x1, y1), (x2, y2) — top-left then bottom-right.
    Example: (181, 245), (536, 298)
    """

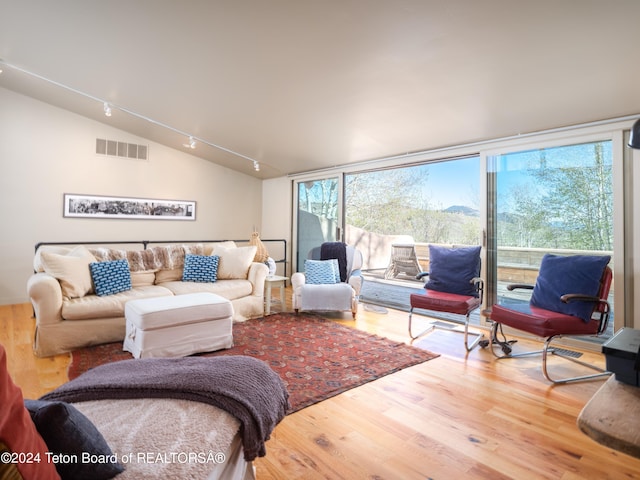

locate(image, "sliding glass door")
(344, 156), (481, 271)
(295, 177), (341, 271)
(487, 140), (614, 338)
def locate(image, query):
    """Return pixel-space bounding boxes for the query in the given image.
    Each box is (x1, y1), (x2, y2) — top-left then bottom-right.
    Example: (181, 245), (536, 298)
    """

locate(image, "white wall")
(261, 177), (293, 277)
(0, 87), (263, 305)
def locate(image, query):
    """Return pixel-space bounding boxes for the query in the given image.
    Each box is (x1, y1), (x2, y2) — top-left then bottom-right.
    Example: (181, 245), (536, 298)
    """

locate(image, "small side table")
(265, 275), (288, 315)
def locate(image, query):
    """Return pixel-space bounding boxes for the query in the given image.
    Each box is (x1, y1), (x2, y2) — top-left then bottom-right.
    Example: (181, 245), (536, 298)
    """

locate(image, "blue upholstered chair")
(486, 254), (612, 384)
(408, 244), (484, 351)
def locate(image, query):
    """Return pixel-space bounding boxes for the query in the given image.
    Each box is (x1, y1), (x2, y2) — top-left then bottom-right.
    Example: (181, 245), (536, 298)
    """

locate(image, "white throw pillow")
(40, 246), (97, 298)
(212, 245), (257, 279)
(202, 241), (237, 256)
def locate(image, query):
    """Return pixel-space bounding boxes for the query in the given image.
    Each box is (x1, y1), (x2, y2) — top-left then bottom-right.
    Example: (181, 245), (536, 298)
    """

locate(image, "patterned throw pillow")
(182, 254), (219, 283)
(89, 259), (132, 296)
(305, 259), (339, 284)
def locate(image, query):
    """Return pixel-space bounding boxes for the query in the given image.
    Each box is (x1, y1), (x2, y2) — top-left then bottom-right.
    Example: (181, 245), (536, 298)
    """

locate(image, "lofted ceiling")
(1, 0), (640, 179)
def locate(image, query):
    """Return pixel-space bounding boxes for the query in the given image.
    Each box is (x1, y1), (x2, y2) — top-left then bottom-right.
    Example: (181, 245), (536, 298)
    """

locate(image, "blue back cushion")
(305, 259), (339, 284)
(425, 245), (481, 297)
(182, 254), (219, 283)
(89, 259), (132, 296)
(530, 254), (610, 322)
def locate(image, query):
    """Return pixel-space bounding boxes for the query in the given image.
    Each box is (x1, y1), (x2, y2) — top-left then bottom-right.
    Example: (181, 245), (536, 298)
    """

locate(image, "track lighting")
(0, 59), (263, 174)
(183, 136), (196, 149)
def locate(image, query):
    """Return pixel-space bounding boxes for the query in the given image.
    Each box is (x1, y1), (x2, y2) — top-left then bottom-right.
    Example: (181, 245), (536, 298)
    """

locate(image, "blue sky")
(419, 141), (613, 211)
(421, 157), (480, 209)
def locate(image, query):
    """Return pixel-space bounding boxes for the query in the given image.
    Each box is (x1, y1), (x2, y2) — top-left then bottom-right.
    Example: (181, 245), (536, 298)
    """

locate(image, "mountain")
(444, 205), (479, 216)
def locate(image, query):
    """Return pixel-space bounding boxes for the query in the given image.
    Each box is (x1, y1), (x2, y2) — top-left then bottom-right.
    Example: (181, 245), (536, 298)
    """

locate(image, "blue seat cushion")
(530, 254), (611, 322)
(425, 245), (481, 297)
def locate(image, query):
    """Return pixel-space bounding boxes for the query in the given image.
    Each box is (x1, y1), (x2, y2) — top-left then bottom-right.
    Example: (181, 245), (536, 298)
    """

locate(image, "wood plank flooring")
(2, 293), (640, 479)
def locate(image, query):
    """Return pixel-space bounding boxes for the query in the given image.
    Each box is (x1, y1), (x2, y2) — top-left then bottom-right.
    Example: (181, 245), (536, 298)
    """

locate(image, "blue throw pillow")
(182, 254), (219, 283)
(24, 399), (124, 480)
(305, 259), (339, 284)
(89, 259), (132, 296)
(425, 245), (481, 297)
(530, 254), (611, 322)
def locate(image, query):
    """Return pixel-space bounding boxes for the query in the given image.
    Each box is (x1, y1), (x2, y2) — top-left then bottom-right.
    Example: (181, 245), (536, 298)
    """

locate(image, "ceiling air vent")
(96, 138), (148, 160)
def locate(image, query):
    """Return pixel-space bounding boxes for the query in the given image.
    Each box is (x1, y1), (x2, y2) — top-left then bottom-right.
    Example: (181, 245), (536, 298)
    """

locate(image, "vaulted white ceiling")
(2, 1), (639, 179)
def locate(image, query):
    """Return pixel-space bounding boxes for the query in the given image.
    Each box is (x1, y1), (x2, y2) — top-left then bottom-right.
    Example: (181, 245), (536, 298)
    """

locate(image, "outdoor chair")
(384, 243), (423, 279)
(408, 245), (484, 351)
(485, 253), (612, 384)
(291, 242), (363, 318)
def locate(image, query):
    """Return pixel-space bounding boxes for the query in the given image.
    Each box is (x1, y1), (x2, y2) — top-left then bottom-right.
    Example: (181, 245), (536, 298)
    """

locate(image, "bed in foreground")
(75, 397), (252, 479)
(40, 355), (290, 479)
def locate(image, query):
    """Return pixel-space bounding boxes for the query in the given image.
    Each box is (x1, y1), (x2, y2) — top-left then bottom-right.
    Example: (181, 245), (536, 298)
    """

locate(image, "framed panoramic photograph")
(63, 194), (196, 220)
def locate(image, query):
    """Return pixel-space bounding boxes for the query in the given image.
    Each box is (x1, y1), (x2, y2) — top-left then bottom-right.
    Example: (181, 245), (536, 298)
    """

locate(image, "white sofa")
(27, 241), (269, 357)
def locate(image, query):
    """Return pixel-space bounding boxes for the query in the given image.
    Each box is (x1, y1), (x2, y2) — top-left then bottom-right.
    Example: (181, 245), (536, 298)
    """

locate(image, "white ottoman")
(123, 293), (234, 359)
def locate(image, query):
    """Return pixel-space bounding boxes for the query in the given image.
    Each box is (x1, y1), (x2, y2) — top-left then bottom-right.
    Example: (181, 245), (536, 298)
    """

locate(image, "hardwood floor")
(2, 294), (640, 479)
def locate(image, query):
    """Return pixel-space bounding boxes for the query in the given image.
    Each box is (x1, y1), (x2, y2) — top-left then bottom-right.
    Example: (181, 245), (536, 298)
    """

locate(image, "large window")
(290, 123), (627, 340)
(487, 140), (614, 336)
(344, 156), (480, 269)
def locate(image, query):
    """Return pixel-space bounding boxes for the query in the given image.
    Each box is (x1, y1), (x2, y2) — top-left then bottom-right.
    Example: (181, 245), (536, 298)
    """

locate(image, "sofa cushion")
(24, 400), (124, 480)
(34, 245), (73, 272)
(202, 241), (237, 256)
(0, 345), (61, 480)
(62, 285), (174, 321)
(160, 279), (253, 300)
(40, 246), (97, 298)
(130, 270), (156, 287)
(155, 268), (183, 283)
(182, 254), (219, 283)
(90, 260), (132, 296)
(212, 246), (257, 279)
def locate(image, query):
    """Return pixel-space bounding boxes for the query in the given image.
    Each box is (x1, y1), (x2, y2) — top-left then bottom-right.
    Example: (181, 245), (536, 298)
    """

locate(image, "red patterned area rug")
(68, 312), (439, 413)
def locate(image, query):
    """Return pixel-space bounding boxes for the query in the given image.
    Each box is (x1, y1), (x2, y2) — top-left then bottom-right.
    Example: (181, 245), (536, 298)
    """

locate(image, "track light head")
(629, 119), (640, 149)
(183, 136), (196, 149)
(103, 102), (112, 117)
(253, 160), (260, 172)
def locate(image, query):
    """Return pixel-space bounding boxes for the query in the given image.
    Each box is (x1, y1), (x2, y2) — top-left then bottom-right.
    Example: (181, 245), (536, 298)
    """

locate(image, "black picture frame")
(63, 193), (196, 220)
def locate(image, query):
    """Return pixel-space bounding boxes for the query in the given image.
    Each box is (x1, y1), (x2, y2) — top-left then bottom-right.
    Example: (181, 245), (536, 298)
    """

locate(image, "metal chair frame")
(409, 273), (484, 352)
(485, 270), (612, 384)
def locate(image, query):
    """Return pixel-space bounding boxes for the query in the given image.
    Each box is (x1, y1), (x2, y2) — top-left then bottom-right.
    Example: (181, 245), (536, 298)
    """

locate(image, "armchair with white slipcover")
(291, 242), (363, 318)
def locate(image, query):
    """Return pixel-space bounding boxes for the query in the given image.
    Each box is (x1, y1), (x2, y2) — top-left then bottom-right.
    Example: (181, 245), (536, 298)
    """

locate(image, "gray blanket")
(40, 355), (290, 461)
